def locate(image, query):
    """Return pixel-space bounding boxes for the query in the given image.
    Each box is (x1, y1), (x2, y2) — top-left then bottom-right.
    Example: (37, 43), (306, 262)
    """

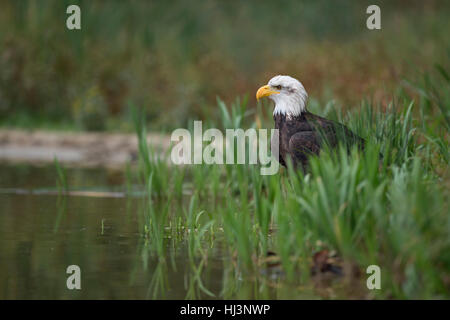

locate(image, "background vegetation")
(0, 0), (449, 130)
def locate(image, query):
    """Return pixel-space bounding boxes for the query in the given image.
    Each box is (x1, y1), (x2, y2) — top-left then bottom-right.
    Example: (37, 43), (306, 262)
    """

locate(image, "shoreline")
(0, 129), (170, 168)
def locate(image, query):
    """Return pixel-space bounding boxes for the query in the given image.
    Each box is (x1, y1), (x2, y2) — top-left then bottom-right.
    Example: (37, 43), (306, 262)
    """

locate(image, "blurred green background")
(0, 0), (449, 131)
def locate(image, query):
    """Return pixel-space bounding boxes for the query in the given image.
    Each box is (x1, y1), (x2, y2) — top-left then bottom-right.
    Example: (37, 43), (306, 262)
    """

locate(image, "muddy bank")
(0, 129), (170, 168)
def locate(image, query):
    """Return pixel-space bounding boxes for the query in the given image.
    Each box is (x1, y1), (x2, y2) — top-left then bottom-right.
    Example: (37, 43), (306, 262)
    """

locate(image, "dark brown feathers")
(272, 111), (365, 171)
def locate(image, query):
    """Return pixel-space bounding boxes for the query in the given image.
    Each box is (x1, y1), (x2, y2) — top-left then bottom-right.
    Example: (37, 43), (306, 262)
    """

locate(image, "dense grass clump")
(132, 71), (449, 299)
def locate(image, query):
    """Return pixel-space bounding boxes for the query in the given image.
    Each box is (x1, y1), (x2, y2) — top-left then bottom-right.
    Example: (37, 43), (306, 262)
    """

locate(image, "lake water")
(0, 165), (341, 299)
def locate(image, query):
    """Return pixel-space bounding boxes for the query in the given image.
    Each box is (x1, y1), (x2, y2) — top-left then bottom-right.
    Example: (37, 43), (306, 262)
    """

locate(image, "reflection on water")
(0, 165), (322, 299)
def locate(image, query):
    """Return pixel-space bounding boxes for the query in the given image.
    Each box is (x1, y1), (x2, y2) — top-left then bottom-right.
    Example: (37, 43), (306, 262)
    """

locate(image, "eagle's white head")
(256, 75), (308, 117)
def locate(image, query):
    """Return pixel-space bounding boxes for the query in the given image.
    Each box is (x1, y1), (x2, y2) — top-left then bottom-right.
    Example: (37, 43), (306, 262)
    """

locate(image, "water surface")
(0, 165), (328, 299)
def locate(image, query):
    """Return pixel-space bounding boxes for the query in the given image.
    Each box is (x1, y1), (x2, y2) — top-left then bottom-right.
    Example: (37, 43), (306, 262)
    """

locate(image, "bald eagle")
(256, 75), (365, 171)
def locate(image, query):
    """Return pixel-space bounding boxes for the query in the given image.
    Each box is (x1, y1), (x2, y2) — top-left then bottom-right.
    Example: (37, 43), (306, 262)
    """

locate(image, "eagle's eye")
(274, 85), (282, 90)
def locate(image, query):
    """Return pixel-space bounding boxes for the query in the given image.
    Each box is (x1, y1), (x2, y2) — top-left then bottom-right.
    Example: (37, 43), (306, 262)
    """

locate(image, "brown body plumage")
(273, 111), (365, 170)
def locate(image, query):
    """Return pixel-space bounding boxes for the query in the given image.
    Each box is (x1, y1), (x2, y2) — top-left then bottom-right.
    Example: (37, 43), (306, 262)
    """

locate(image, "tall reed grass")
(133, 70), (449, 299)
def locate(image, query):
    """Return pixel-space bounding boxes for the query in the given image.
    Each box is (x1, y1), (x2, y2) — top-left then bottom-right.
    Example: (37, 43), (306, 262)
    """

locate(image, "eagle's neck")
(274, 112), (308, 130)
(272, 93), (308, 118)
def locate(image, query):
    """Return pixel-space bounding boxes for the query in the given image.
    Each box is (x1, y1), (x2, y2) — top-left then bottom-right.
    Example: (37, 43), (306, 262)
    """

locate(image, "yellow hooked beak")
(256, 85), (280, 101)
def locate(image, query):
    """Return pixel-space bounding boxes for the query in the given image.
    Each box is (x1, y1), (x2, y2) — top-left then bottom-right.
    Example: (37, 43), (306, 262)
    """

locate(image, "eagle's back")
(273, 111), (364, 170)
